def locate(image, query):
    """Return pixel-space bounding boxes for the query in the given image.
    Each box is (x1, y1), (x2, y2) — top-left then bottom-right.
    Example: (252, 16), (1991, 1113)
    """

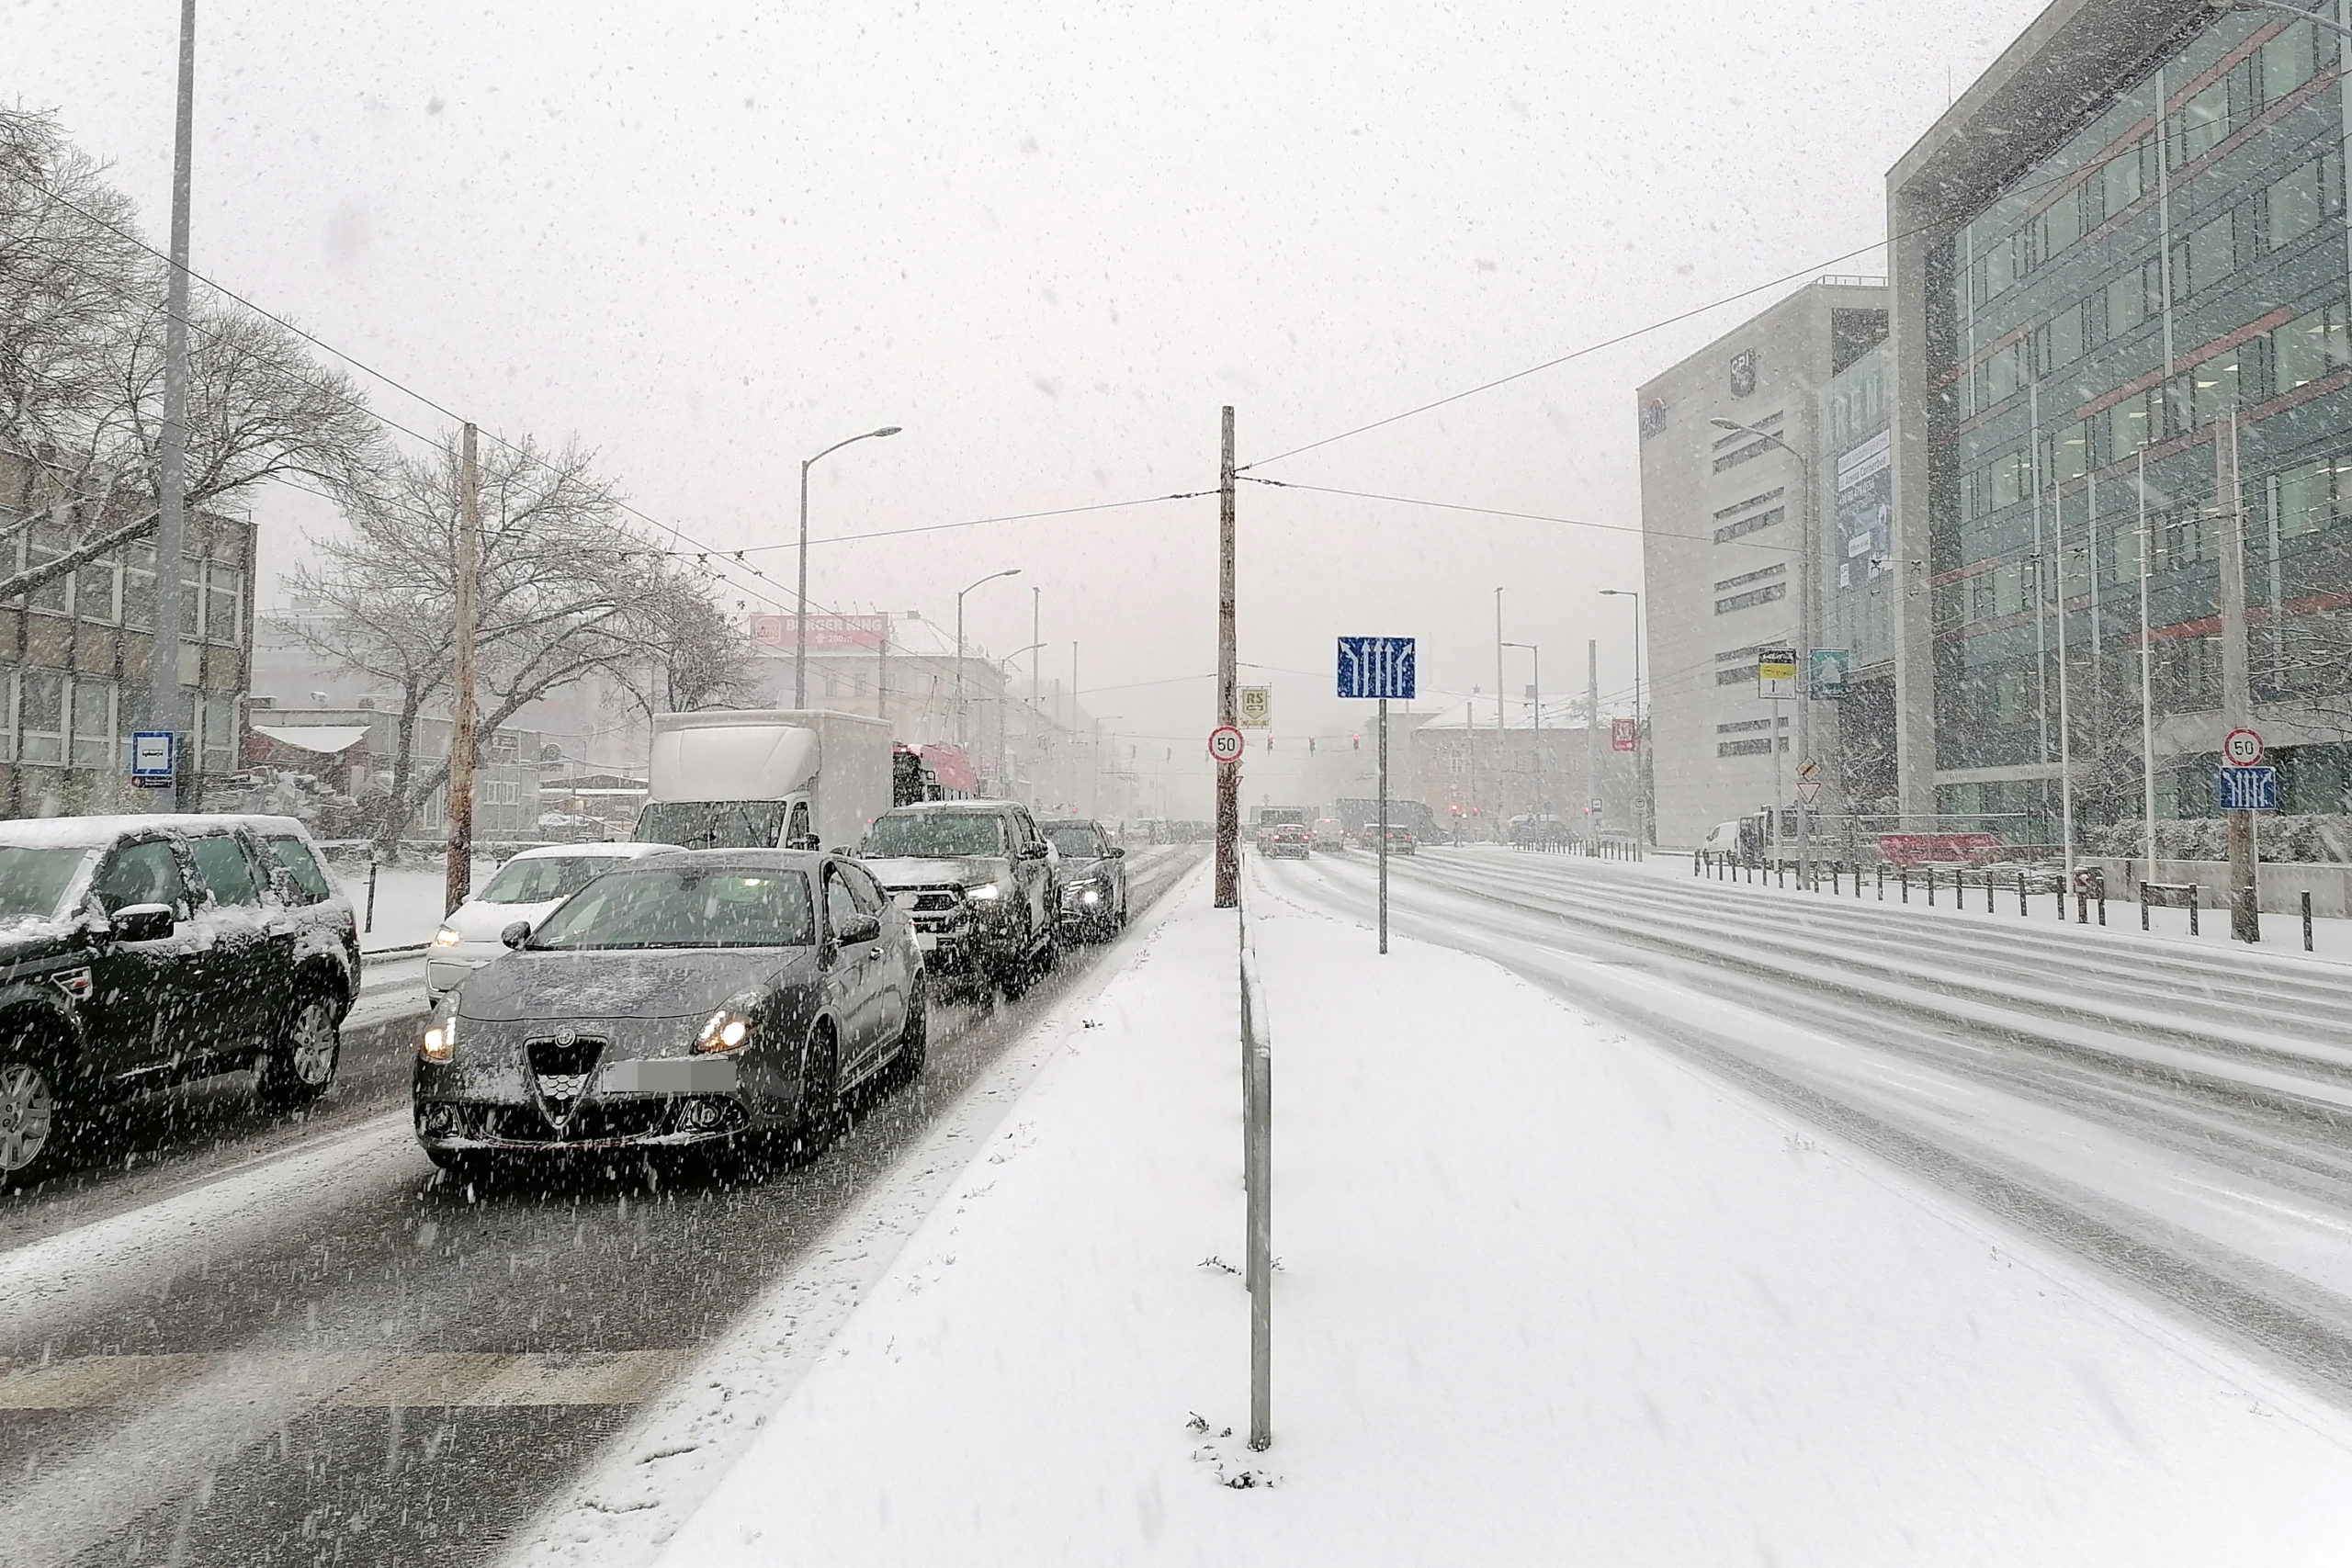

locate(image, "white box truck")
(634, 709), (893, 852)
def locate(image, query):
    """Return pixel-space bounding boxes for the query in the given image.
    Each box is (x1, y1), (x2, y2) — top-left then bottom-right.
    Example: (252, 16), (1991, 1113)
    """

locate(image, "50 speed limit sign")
(1208, 725), (1245, 763)
(2222, 728), (2265, 767)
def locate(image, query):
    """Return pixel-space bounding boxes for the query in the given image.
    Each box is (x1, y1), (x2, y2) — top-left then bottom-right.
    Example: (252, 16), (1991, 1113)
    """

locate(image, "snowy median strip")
(613, 854), (2352, 1565)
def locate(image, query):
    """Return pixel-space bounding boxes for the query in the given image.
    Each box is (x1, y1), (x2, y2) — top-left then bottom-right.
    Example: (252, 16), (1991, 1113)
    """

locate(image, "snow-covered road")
(1261, 846), (2352, 1410)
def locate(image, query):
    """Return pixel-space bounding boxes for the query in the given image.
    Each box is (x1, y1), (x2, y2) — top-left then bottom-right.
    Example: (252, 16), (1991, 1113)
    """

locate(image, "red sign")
(2222, 728), (2264, 767)
(1611, 717), (1638, 753)
(1209, 726), (1245, 764)
(1876, 832), (2002, 868)
(748, 614), (892, 652)
(921, 743), (977, 793)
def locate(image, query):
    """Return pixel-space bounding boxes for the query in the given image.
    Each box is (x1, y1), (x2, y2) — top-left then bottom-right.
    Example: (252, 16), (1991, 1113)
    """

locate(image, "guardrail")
(1692, 849), (2323, 953)
(1238, 885), (1273, 1452)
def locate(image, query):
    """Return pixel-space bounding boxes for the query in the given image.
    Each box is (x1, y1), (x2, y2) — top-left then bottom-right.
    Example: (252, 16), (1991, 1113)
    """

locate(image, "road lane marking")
(0, 1349), (690, 1410)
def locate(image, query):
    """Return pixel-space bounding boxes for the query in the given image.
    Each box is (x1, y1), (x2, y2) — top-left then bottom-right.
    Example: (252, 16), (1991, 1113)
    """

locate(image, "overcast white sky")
(13, 0), (2045, 807)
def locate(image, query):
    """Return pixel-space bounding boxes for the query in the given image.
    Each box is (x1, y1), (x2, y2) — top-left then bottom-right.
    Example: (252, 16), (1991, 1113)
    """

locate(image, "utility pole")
(445, 423), (483, 917)
(1494, 587), (1506, 826)
(150, 0), (197, 812)
(2138, 448), (2157, 875)
(1216, 406), (1239, 908)
(2218, 410), (2258, 941)
(1585, 639), (1599, 838)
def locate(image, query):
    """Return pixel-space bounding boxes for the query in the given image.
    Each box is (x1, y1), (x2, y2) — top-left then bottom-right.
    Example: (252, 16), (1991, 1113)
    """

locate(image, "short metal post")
(2018, 872), (2029, 918)
(2141, 885), (2151, 931)
(365, 852), (379, 934)
(2076, 891), (2087, 924)
(2189, 886), (2200, 937)
(1927, 866), (1935, 907)
(2098, 889), (2106, 926)
(1876, 864), (1884, 900)
(1900, 869), (1908, 904)
(2303, 890), (2314, 953)
(1984, 874), (1994, 914)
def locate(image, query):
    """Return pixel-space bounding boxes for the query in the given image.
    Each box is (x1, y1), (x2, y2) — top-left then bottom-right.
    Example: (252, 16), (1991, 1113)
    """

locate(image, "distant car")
(1041, 818), (1128, 940)
(1352, 823), (1417, 855)
(859, 800), (1060, 989)
(1262, 822), (1312, 859)
(413, 849), (923, 1173)
(0, 814), (359, 1187)
(429, 841), (673, 1003)
(1311, 818), (1347, 852)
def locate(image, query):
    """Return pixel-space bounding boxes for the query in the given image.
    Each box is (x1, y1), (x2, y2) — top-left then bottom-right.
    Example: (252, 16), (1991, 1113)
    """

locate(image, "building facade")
(1, 452), (255, 818)
(1405, 694), (1638, 839)
(1891, 0), (2352, 840)
(1635, 279), (1892, 847)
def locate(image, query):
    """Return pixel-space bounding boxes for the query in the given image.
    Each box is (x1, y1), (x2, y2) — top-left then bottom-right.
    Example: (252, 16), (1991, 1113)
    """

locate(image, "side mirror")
(112, 903), (176, 942)
(500, 920), (532, 950)
(840, 914), (882, 944)
(1019, 841), (1048, 861)
(268, 866), (300, 903)
(786, 832), (820, 851)
(1107, 845), (1126, 859)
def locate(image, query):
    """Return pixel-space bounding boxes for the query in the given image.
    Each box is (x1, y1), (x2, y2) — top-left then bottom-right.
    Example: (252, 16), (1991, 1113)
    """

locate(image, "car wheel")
(893, 976), (929, 1084)
(0, 1053), (64, 1190)
(793, 1026), (845, 1157)
(257, 986), (341, 1110)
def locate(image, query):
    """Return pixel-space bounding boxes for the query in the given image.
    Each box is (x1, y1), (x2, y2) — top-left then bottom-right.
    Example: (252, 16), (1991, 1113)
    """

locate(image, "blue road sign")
(1337, 637), (1416, 700)
(2216, 764), (2278, 811)
(130, 730), (175, 784)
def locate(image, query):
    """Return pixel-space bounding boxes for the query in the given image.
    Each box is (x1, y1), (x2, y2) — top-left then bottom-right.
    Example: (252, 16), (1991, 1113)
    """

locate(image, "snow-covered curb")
(495, 862), (1209, 1567)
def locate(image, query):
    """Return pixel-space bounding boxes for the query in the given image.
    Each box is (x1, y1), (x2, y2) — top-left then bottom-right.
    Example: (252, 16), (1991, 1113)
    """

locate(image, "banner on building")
(1610, 717), (1638, 753)
(748, 614), (892, 651)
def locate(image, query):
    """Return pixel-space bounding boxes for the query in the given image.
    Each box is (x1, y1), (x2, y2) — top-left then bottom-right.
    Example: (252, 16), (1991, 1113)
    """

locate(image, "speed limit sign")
(1208, 725), (1244, 763)
(2222, 728), (2264, 767)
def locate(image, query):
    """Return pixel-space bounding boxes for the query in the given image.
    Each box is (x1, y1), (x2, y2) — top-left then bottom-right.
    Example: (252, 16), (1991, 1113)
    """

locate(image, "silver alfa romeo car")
(412, 848), (924, 1177)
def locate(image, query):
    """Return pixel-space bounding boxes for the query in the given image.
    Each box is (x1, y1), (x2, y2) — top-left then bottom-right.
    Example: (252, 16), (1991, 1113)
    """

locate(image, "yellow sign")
(1238, 686), (1272, 728)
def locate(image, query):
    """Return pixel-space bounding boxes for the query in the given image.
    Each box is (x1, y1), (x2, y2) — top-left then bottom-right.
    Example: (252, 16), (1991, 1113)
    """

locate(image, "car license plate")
(916, 932), (938, 952)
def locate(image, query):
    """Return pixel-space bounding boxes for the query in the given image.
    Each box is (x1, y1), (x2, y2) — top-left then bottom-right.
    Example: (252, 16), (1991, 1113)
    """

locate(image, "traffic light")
(1351, 734), (1361, 751)
(1307, 737), (1316, 753)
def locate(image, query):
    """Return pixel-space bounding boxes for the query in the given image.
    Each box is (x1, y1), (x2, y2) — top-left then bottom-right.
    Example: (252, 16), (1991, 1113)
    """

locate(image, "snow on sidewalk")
(654, 865), (2352, 1566)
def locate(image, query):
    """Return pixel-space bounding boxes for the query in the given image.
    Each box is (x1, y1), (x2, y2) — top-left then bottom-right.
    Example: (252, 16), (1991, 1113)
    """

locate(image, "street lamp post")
(1711, 416), (1815, 877)
(993, 642), (1046, 789)
(795, 425), (901, 707)
(1503, 641), (1541, 830)
(955, 568), (1022, 748)
(1599, 589), (1645, 845)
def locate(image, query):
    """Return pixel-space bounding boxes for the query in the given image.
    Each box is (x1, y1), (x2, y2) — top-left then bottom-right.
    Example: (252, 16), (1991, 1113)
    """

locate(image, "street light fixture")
(992, 642), (1047, 785)
(2208, 0), (2352, 41)
(1502, 641), (1542, 825)
(955, 568), (1022, 747)
(1711, 415), (1815, 876)
(1599, 589), (1646, 845)
(796, 424), (903, 708)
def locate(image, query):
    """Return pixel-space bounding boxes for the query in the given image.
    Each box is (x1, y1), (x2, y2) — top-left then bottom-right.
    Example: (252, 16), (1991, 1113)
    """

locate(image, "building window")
(203, 563), (243, 645)
(16, 670), (64, 764)
(76, 559), (121, 626)
(121, 544), (156, 632)
(1717, 738), (1782, 758)
(1713, 563), (1784, 592)
(1713, 506), (1784, 544)
(2272, 303), (2349, 393)
(1716, 717), (1776, 734)
(1715, 667), (1758, 687)
(1713, 582), (1787, 615)
(23, 521), (72, 617)
(69, 678), (116, 772)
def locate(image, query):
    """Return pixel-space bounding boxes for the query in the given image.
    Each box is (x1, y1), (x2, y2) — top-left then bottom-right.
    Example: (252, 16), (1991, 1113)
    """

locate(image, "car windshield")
(0, 846), (89, 924)
(478, 854), (626, 906)
(633, 800), (785, 850)
(1045, 826), (1102, 858)
(526, 867), (815, 950)
(862, 813), (1004, 859)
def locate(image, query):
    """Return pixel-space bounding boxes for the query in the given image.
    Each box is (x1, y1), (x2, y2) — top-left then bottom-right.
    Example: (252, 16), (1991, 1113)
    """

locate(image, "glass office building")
(1895, 1), (2352, 836)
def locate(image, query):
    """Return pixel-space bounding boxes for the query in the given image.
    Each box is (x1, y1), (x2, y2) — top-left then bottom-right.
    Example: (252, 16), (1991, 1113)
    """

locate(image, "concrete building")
(1634, 278), (1892, 848)
(1, 451), (257, 818)
(1890, 0), (2352, 841)
(1405, 694), (1638, 839)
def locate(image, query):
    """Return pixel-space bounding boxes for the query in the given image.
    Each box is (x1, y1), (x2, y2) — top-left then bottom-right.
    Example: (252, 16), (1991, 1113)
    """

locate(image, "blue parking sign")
(2216, 765), (2278, 811)
(1338, 637), (1415, 700)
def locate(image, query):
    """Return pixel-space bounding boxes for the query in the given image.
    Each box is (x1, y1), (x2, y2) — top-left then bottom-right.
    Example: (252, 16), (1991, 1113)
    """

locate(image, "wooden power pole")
(444, 423), (483, 917)
(1216, 406), (1239, 908)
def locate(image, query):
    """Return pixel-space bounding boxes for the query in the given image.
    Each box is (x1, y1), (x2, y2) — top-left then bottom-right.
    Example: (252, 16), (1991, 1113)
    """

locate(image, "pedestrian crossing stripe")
(0, 1348), (690, 1410)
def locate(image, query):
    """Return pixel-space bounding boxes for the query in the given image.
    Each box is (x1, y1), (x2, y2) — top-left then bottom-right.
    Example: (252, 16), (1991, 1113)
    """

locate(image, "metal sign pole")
(1377, 696), (1389, 955)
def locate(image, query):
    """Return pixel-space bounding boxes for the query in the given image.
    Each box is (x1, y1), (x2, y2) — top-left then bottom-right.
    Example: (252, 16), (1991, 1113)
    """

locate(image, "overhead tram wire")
(1238, 475), (1797, 555)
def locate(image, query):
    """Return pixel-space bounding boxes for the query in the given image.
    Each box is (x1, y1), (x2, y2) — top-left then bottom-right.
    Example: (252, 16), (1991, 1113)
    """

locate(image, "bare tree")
(0, 107), (385, 600)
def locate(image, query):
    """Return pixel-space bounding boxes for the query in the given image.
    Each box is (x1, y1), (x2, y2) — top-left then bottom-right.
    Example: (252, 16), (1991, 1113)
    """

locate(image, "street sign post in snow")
(2217, 764), (2278, 811)
(1337, 636), (1415, 955)
(2222, 728), (2265, 767)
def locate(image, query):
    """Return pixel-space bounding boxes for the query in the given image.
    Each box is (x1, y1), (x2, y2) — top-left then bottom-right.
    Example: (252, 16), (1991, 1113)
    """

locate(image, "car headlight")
(420, 1012), (458, 1063)
(431, 926), (462, 948)
(695, 990), (763, 1055)
(1080, 887), (1102, 906)
(964, 882), (1001, 901)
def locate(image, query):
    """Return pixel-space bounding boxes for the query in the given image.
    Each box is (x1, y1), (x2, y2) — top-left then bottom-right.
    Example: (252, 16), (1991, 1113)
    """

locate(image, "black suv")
(1040, 818), (1127, 941)
(858, 800), (1060, 989)
(0, 814), (360, 1187)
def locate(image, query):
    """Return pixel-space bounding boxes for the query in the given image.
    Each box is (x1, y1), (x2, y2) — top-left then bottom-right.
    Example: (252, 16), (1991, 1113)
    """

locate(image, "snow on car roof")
(506, 840), (671, 862)
(0, 812), (311, 850)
